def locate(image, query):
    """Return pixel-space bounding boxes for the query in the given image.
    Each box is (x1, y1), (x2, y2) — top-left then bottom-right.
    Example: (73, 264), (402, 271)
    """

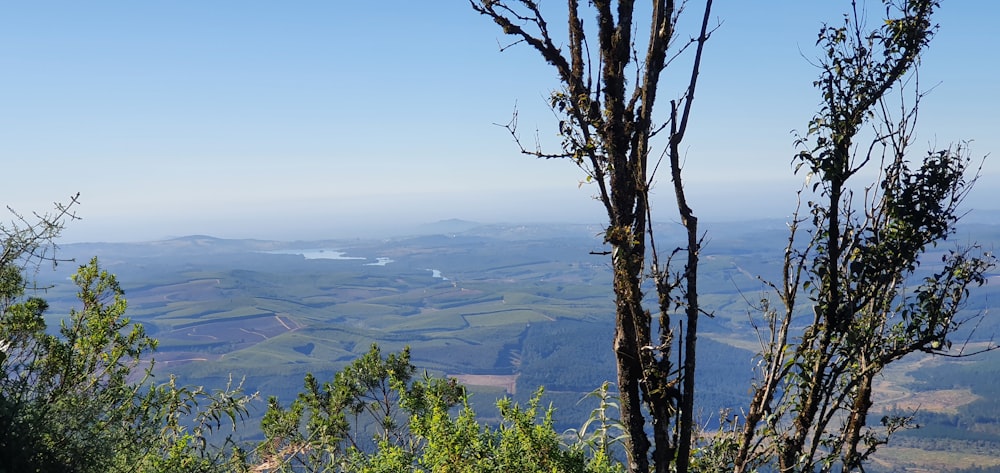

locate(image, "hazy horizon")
(50, 183), (1000, 244)
(4, 2), (998, 244)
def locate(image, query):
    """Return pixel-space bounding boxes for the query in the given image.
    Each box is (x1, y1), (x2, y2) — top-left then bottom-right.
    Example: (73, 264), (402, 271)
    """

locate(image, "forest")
(3, 0), (999, 472)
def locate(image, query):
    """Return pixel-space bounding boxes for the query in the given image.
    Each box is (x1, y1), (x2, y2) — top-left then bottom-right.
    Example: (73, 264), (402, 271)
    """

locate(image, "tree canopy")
(1, 2), (994, 472)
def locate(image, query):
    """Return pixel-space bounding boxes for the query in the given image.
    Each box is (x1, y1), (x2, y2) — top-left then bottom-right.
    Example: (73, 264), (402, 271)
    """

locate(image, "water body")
(365, 257), (395, 266)
(264, 249), (365, 260)
(265, 249), (395, 266)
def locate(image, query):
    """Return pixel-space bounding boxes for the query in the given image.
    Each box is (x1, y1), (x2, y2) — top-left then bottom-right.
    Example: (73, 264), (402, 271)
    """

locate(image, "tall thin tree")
(729, 2), (995, 471)
(471, 2), (714, 472)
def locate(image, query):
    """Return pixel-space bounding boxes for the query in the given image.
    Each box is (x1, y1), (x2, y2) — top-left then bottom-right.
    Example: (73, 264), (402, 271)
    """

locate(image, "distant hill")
(32, 220), (1000, 466)
(415, 218), (482, 234)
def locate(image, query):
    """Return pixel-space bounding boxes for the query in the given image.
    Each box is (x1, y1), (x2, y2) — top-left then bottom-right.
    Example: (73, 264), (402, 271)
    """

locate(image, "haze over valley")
(30, 218), (1000, 470)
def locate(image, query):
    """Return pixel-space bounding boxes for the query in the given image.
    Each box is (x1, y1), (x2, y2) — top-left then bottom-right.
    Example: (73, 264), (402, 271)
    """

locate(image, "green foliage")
(731, 2), (996, 472)
(0, 210), (632, 473)
(564, 381), (626, 462)
(4, 3), (993, 472)
(1, 246), (255, 473)
(256, 343), (465, 471)
(0, 257), (156, 472)
(256, 345), (625, 473)
(126, 374), (256, 473)
(471, 0), (717, 470)
(412, 387), (622, 473)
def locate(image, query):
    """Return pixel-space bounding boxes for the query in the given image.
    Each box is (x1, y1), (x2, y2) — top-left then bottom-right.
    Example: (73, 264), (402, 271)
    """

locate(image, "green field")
(36, 222), (1000, 468)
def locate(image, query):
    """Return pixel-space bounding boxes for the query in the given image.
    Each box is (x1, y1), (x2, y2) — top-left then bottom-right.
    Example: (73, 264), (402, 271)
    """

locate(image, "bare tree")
(1, 193), (80, 272)
(470, 1), (714, 472)
(727, 1), (996, 471)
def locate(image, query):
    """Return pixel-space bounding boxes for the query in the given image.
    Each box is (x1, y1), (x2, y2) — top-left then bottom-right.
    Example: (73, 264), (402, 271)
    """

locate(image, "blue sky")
(2, 2), (996, 242)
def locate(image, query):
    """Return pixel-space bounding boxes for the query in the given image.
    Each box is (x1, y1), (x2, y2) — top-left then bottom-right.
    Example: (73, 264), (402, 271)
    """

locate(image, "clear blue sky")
(2, 2), (996, 242)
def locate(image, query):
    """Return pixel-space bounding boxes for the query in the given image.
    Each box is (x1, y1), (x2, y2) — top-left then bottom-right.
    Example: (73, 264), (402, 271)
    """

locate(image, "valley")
(35, 220), (1000, 470)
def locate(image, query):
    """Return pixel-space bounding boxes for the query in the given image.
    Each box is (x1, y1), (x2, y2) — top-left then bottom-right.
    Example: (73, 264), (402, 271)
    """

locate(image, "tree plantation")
(2, 1), (996, 472)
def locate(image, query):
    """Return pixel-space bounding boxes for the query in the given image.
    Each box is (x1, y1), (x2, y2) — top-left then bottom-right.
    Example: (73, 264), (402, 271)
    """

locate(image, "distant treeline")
(514, 319), (753, 431)
(900, 356), (1000, 443)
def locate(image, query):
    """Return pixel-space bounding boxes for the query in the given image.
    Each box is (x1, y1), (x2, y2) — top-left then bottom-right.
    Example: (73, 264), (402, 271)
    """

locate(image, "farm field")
(37, 220), (1000, 469)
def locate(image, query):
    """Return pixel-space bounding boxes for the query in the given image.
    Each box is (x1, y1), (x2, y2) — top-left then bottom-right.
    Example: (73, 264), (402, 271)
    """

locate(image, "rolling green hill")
(33, 221), (1000, 468)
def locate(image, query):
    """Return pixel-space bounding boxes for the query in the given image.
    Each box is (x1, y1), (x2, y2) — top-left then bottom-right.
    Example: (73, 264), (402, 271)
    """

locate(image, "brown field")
(703, 333), (985, 416)
(873, 353), (982, 414)
(874, 387), (979, 415)
(450, 374), (519, 395)
(869, 446), (1000, 472)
